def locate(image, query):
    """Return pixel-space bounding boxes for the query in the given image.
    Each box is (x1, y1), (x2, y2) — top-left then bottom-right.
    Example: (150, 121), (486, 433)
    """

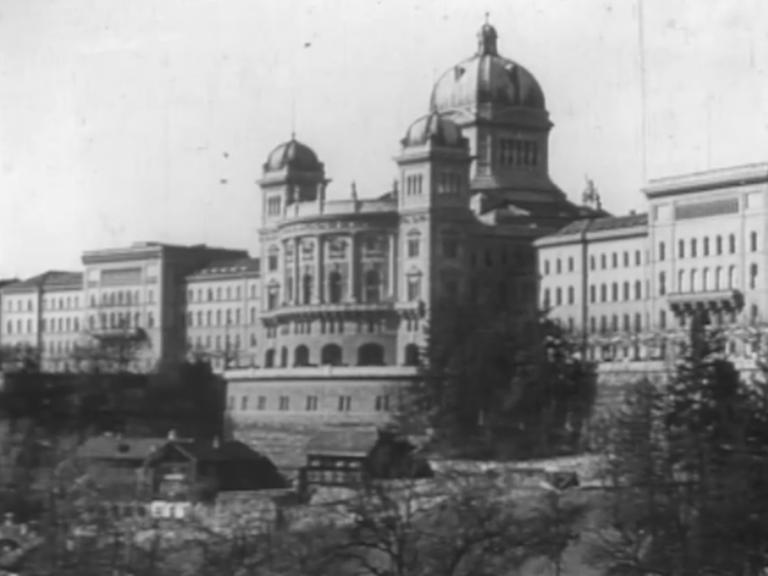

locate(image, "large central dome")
(430, 21), (545, 114)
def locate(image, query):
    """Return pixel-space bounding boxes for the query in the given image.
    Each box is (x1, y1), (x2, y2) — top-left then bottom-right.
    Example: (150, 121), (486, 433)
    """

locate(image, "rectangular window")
(568, 257), (574, 272)
(337, 395), (351, 412)
(305, 396), (318, 411)
(407, 276), (421, 301)
(442, 238), (459, 259)
(240, 396), (248, 411)
(279, 396), (290, 411)
(374, 395), (390, 412)
(407, 238), (420, 258)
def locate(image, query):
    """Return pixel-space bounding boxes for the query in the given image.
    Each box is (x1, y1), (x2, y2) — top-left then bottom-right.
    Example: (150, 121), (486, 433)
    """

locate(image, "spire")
(477, 13), (498, 56)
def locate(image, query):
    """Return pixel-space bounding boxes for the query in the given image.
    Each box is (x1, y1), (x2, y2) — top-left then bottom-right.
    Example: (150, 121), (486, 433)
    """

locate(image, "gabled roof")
(306, 428), (380, 458)
(77, 436), (270, 464)
(2, 271), (83, 292)
(76, 436), (166, 461)
(550, 212), (648, 237)
(187, 257), (260, 280)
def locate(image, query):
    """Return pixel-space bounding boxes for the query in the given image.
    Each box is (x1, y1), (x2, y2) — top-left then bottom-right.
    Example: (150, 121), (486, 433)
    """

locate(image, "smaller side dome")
(401, 113), (465, 149)
(264, 137), (321, 173)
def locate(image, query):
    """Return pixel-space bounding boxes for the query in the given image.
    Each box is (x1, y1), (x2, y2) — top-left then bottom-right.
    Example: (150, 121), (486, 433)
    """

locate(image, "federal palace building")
(3, 20), (768, 428)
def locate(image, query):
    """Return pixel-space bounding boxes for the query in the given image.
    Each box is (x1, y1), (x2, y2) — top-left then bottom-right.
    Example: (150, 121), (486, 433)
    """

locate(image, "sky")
(1, 0), (767, 278)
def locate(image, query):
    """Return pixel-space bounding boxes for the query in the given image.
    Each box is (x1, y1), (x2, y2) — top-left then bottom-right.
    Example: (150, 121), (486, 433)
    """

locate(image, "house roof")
(77, 436), (271, 464)
(306, 428), (380, 458)
(550, 212), (648, 237)
(2, 270), (83, 292)
(76, 436), (167, 461)
(187, 257), (260, 279)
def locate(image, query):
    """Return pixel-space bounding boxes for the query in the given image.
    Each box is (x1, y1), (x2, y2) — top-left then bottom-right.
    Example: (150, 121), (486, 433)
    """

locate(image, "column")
(315, 236), (324, 304)
(348, 234), (358, 303)
(293, 237), (300, 305)
(387, 233), (396, 299)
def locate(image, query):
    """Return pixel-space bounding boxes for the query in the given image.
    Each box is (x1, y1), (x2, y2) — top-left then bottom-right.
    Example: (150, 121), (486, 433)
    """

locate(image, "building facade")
(0, 243), (250, 372)
(226, 21), (591, 427)
(185, 257), (261, 371)
(536, 163), (768, 370)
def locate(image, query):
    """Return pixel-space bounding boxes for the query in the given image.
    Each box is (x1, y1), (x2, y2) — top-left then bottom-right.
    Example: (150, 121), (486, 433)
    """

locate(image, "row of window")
(91, 290), (154, 308)
(189, 332), (257, 352)
(261, 342), (419, 368)
(658, 232), (758, 261)
(266, 195), (282, 216)
(265, 274), (422, 310)
(4, 295), (82, 313)
(5, 316), (82, 335)
(555, 304), (761, 336)
(404, 174), (424, 197)
(657, 264), (757, 295)
(436, 172), (463, 195)
(186, 307), (257, 328)
(591, 250), (643, 272)
(499, 138), (539, 167)
(87, 311), (155, 330)
(187, 284), (257, 303)
(232, 393), (392, 413)
(544, 250), (646, 276)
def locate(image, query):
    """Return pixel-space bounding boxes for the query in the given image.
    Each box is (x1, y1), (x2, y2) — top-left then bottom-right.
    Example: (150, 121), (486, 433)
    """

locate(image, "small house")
(301, 427), (432, 491)
(74, 432), (285, 503)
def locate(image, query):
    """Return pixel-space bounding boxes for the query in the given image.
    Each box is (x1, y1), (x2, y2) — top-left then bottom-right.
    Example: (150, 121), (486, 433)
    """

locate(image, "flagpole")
(637, 0), (648, 183)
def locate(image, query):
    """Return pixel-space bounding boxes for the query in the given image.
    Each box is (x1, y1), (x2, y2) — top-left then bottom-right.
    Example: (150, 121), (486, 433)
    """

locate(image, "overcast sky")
(1, 0), (767, 278)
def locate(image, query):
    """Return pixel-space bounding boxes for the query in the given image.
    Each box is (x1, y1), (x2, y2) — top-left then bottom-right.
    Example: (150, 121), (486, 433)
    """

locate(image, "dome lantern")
(477, 14), (498, 56)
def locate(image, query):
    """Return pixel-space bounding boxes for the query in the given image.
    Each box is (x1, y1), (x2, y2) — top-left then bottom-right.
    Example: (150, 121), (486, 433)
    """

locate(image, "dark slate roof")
(76, 436), (167, 461)
(177, 439), (270, 462)
(306, 428), (380, 458)
(551, 213), (648, 237)
(77, 436), (269, 464)
(187, 257), (260, 279)
(3, 270), (83, 292)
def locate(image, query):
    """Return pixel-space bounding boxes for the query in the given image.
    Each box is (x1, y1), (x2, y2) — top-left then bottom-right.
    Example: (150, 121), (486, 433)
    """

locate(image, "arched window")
(280, 346), (288, 368)
(302, 274), (313, 305)
(715, 267), (722, 290)
(357, 343), (384, 366)
(634, 280), (642, 300)
(328, 271), (343, 304)
(702, 268), (709, 291)
(750, 263), (758, 290)
(728, 265), (737, 289)
(677, 269), (684, 292)
(690, 269), (697, 292)
(716, 235), (723, 255)
(321, 344), (343, 366)
(729, 234), (736, 254)
(264, 349), (275, 368)
(364, 269), (380, 303)
(294, 345), (310, 367)
(404, 344), (419, 366)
